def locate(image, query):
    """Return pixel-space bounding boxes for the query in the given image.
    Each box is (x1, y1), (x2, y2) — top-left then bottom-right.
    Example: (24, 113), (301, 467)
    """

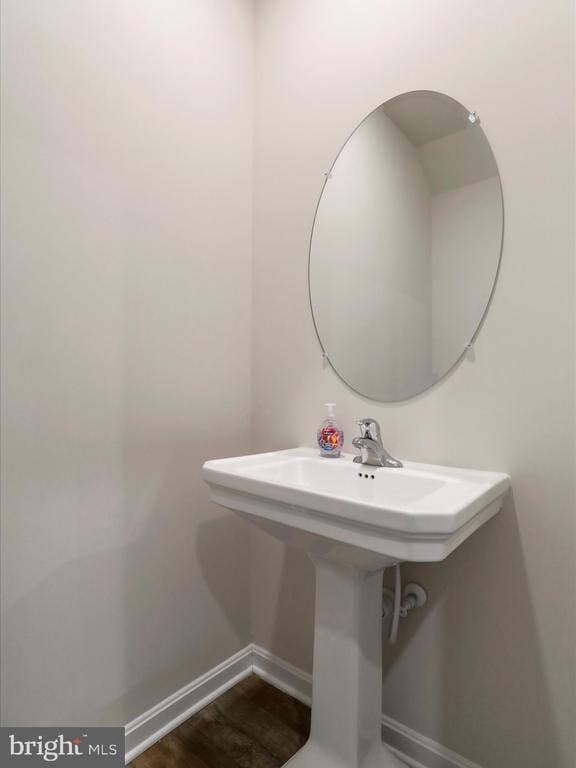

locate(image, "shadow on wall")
(265, 545), (316, 668)
(5, 447), (250, 727)
(196, 514), (259, 644)
(383, 493), (560, 767)
(199, 517), (317, 671)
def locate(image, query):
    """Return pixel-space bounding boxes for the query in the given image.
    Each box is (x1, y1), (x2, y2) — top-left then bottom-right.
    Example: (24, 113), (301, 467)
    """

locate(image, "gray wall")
(1, 0), (254, 727)
(2, 3), (575, 767)
(251, 1), (575, 767)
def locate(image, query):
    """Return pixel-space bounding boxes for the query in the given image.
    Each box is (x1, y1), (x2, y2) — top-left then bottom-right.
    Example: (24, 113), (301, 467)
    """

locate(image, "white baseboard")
(124, 646), (253, 763)
(125, 644), (482, 768)
(251, 644), (312, 706)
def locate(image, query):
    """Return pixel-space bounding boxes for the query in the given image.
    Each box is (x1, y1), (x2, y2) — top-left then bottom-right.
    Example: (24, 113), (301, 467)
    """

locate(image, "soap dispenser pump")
(317, 403), (344, 458)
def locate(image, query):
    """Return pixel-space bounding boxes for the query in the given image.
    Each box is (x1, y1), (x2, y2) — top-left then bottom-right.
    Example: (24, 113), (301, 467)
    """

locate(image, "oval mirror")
(309, 91), (503, 401)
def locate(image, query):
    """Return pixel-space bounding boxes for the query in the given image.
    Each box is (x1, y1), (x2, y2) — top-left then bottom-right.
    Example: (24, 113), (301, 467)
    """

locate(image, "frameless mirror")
(309, 91), (503, 401)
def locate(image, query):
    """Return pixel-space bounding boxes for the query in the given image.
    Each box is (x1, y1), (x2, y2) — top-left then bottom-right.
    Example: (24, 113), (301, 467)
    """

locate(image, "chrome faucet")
(352, 418), (403, 468)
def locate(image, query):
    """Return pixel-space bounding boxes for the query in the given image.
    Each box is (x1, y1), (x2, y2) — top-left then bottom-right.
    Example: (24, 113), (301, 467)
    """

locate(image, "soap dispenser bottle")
(317, 403), (344, 458)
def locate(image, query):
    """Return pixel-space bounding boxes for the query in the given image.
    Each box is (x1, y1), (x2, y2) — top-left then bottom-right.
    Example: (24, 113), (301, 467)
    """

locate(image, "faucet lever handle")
(356, 418), (381, 441)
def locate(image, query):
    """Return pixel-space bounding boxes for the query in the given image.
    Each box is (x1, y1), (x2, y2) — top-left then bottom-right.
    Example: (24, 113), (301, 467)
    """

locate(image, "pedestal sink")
(202, 448), (510, 768)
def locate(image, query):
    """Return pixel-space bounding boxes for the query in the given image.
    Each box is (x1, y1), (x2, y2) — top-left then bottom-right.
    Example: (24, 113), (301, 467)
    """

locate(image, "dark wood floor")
(128, 675), (311, 768)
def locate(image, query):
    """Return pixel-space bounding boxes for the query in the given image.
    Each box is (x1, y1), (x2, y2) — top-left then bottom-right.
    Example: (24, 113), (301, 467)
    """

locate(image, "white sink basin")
(203, 447), (510, 563)
(202, 447), (510, 768)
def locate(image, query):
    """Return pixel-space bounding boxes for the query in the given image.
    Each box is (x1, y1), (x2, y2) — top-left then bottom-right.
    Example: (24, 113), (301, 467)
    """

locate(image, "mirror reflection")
(309, 91), (503, 401)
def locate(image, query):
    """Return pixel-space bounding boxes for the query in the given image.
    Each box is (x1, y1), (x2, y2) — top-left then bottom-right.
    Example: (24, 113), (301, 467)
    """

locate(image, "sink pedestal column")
(285, 555), (403, 768)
